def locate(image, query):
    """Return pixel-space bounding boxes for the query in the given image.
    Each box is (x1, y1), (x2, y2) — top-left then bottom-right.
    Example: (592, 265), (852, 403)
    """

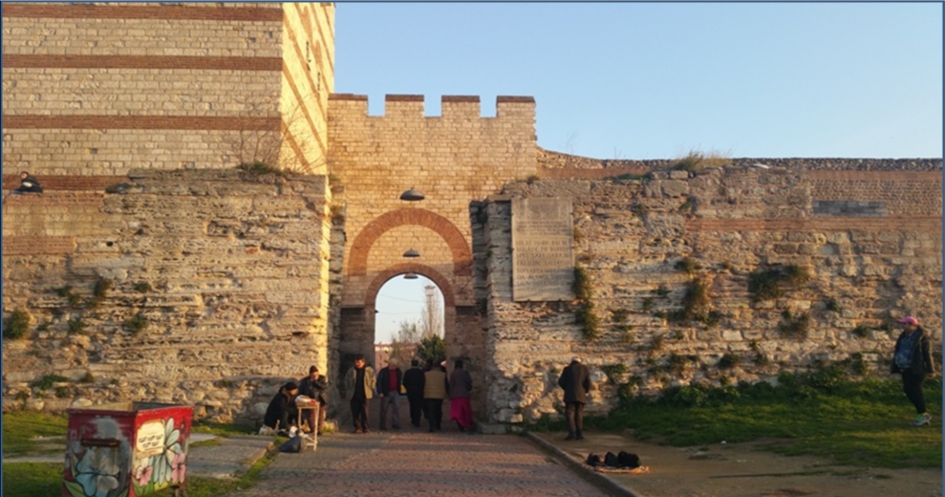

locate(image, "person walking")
(557, 356), (591, 440)
(344, 355), (376, 433)
(448, 359), (474, 432)
(298, 365), (328, 435)
(891, 316), (936, 426)
(376, 358), (403, 430)
(402, 359), (426, 427)
(422, 360), (448, 432)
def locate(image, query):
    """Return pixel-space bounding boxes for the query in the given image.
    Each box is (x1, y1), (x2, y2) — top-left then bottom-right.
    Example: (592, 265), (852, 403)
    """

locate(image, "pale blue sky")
(333, 2), (944, 343)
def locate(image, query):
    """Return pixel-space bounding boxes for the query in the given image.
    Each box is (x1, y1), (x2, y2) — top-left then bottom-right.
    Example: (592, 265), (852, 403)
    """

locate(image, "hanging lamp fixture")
(399, 187), (425, 202)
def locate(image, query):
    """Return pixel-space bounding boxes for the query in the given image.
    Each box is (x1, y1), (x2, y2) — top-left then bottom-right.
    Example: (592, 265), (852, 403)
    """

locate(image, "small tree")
(416, 334), (446, 368)
(389, 320), (420, 366)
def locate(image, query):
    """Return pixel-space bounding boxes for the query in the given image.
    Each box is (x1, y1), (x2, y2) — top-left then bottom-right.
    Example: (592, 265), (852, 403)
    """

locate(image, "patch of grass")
(586, 377), (942, 469)
(779, 310), (811, 339)
(601, 363), (628, 384)
(1, 411), (69, 456)
(3, 309), (31, 339)
(718, 353), (741, 369)
(2, 462), (64, 496)
(30, 374), (69, 391)
(852, 325), (870, 338)
(124, 313), (148, 335)
(611, 308), (629, 323)
(675, 257), (699, 275)
(87, 277), (112, 308)
(671, 150), (730, 172)
(572, 265), (599, 341)
(654, 284), (671, 298)
(191, 421), (257, 437)
(133, 281), (152, 293)
(237, 161), (285, 176)
(55, 285), (82, 308)
(825, 298), (841, 313)
(67, 317), (87, 334)
(748, 264), (810, 303)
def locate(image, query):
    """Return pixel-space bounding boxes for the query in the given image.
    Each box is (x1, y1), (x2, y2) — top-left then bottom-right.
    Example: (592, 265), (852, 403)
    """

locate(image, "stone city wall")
(478, 164), (942, 424)
(2, 2), (333, 178)
(2, 170), (333, 423)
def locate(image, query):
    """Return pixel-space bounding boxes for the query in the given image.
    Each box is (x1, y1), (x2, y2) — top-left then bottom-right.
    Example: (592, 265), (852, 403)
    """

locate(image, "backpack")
(617, 451), (640, 469)
(278, 434), (302, 453)
(585, 453), (601, 467)
(603, 451), (619, 468)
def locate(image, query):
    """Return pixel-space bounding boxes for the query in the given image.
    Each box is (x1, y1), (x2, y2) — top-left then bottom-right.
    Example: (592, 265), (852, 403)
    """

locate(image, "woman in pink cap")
(890, 316), (936, 426)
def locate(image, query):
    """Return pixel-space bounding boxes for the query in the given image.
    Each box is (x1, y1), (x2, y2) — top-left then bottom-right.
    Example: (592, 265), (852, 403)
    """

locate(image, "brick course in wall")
(2, 2), (334, 177)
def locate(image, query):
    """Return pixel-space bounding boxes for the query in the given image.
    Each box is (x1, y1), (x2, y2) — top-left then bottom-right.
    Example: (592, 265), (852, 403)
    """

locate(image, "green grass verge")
(2, 462), (64, 497)
(3, 454), (276, 497)
(2, 411), (69, 456)
(528, 377), (942, 469)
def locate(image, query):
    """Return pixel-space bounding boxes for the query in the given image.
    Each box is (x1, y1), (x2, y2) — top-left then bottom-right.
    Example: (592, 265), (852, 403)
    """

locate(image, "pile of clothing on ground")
(584, 451), (648, 473)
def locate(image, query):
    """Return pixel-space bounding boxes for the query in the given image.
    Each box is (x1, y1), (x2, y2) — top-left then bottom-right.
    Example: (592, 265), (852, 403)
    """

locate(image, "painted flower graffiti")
(132, 417), (188, 495)
(75, 447), (121, 497)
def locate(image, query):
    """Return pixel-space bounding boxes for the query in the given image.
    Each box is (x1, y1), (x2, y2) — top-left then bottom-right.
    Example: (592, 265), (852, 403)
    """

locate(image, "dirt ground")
(533, 431), (942, 497)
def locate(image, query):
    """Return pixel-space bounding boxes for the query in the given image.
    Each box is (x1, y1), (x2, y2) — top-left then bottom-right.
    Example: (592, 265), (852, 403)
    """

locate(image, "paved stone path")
(221, 430), (615, 497)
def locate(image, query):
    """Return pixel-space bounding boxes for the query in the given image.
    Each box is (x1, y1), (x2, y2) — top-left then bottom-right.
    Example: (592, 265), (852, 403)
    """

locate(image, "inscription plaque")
(512, 197), (574, 301)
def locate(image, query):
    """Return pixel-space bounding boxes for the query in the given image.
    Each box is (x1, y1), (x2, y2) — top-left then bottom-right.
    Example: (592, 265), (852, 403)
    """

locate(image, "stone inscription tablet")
(512, 197), (574, 301)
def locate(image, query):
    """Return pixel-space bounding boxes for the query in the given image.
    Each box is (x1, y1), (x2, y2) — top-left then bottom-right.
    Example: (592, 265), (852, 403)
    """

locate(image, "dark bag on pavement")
(617, 451), (640, 469)
(604, 451), (619, 468)
(585, 453), (601, 467)
(279, 434), (302, 453)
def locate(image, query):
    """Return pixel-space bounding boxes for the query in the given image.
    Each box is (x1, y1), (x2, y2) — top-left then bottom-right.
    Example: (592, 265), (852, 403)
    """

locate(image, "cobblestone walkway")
(222, 430), (613, 497)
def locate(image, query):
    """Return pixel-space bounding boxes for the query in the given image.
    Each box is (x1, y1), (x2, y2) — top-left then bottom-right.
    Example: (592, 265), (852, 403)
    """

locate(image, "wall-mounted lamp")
(400, 187), (425, 202)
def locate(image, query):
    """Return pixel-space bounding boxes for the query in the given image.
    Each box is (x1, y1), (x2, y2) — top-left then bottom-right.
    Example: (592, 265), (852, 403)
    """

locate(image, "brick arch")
(347, 208), (472, 277)
(363, 263), (455, 310)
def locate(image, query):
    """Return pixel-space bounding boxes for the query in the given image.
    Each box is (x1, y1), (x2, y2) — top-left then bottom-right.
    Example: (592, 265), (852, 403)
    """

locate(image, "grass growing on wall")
(573, 266), (600, 341)
(3, 309), (31, 339)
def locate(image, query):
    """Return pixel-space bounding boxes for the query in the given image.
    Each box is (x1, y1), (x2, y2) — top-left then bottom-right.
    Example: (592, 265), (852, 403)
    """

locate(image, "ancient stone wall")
(478, 164), (942, 424)
(2, 170), (333, 423)
(2, 2), (333, 179)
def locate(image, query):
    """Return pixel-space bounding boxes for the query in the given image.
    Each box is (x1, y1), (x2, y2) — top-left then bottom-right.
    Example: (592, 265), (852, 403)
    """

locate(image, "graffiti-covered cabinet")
(63, 402), (194, 497)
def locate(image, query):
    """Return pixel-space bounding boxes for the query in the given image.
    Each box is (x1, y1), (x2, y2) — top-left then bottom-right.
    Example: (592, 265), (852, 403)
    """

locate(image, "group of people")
(343, 355), (474, 434)
(261, 317), (933, 440)
(262, 365), (328, 436)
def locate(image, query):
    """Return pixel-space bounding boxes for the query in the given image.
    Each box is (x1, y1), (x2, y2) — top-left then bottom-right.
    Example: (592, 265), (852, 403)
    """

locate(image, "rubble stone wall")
(479, 165), (942, 424)
(2, 170), (333, 424)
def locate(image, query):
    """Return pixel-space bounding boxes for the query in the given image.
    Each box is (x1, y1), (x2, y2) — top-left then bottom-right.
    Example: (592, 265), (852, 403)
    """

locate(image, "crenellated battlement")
(328, 93), (536, 121)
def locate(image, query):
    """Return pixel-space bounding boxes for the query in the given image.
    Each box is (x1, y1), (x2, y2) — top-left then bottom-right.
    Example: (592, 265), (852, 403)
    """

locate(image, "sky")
(332, 3), (944, 343)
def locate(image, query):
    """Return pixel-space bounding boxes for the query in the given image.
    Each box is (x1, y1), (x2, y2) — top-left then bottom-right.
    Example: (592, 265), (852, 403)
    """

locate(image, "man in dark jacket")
(376, 358), (403, 430)
(558, 356), (591, 440)
(13, 171), (43, 194)
(263, 382), (299, 435)
(298, 365), (328, 435)
(891, 316), (936, 426)
(402, 359), (426, 427)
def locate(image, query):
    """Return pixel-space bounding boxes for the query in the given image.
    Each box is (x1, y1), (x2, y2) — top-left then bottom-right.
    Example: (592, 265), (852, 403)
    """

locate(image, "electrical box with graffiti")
(63, 402), (194, 497)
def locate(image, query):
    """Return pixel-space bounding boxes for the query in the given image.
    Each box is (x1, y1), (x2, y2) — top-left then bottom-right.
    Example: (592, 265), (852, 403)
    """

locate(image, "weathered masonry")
(2, 2), (942, 426)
